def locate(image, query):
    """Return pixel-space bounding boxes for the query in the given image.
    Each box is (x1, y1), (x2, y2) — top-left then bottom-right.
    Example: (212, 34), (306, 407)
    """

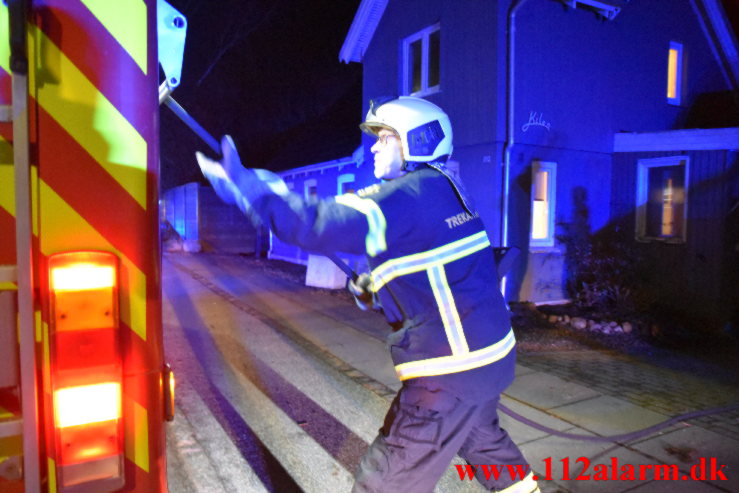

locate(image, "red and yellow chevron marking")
(0, 135), (16, 280)
(0, 16), (14, 274)
(0, 15), (22, 493)
(0, 1), (166, 491)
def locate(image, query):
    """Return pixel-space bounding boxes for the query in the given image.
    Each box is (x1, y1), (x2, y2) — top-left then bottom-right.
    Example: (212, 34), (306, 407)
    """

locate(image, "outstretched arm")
(196, 136), (372, 257)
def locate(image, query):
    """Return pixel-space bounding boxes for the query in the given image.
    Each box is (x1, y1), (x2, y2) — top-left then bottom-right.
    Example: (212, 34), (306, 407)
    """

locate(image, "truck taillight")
(54, 382), (121, 428)
(48, 252), (124, 492)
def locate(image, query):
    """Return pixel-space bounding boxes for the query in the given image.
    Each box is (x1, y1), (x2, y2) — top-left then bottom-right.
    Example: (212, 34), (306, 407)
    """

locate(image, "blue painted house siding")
(269, 0), (737, 328)
(361, 0), (505, 244)
(336, 0), (737, 310)
(513, 1), (730, 147)
(611, 147), (738, 328)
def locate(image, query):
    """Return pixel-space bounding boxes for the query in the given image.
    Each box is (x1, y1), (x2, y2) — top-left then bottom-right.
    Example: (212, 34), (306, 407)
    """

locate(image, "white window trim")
(667, 41), (684, 106)
(402, 23), (440, 97)
(530, 161), (557, 249)
(337, 173), (356, 196)
(304, 178), (318, 200)
(635, 156), (690, 243)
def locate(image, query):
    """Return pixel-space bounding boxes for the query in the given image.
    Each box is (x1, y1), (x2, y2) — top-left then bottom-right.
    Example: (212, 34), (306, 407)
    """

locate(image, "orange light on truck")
(163, 363), (176, 421)
(54, 382), (121, 428)
(51, 263), (116, 291)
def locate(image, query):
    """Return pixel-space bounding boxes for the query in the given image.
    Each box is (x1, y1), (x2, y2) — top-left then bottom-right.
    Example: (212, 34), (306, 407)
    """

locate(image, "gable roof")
(339, 0), (738, 88)
(339, 0), (388, 63)
(695, 0), (739, 88)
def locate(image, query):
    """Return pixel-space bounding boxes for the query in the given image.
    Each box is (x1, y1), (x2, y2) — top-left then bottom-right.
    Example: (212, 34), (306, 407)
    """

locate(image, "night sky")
(160, 0), (363, 190)
(159, 0), (739, 192)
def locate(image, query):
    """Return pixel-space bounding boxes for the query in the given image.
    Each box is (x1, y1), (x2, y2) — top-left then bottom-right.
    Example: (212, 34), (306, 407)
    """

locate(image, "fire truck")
(1, 0), (183, 491)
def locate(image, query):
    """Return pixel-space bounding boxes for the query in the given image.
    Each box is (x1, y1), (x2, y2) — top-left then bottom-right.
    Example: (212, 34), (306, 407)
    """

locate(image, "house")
(168, 0), (737, 330)
(322, 0), (736, 330)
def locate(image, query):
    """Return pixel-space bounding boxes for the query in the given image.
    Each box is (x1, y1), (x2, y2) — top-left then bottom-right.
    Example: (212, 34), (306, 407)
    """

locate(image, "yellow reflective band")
(0, 162), (14, 216)
(372, 231), (490, 291)
(80, 0), (148, 75)
(0, 161), (35, 234)
(136, 402), (149, 472)
(335, 193), (387, 256)
(39, 180), (147, 340)
(31, 165), (39, 236)
(125, 397), (149, 472)
(0, 134), (12, 164)
(428, 265), (469, 355)
(395, 329), (516, 381)
(35, 310), (42, 343)
(18, 25), (148, 208)
(0, 5), (8, 64)
(48, 457), (58, 493)
(43, 320), (51, 379)
(0, 433), (22, 458)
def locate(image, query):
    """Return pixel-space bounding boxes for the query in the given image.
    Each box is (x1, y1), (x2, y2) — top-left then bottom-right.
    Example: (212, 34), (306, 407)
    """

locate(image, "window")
(304, 179), (317, 199)
(667, 41), (684, 105)
(402, 24), (440, 96)
(337, 173), (355, 195)
(636, 156), (689, 242)
(530, 161), (556, 248)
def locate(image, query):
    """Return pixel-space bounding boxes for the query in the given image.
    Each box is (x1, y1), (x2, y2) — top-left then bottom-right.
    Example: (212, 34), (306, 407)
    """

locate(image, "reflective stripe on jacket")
(250, 166), (516, 400)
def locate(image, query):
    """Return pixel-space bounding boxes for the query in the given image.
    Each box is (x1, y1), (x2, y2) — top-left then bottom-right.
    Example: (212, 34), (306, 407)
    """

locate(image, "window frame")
(401, 23), (441, 97)
(529, 160), (557, 249)
(635, 156), (690, 243)
(337, 173), (356, 195)
(304, 178), (318, 200)
(667, 41), (684, 106)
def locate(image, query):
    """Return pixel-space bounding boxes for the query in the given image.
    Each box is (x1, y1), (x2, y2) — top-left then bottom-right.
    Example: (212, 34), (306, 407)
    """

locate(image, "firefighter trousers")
(352, 384), (531, 492)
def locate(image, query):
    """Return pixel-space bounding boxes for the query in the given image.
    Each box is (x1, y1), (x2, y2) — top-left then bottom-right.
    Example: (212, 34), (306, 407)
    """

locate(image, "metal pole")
(160, 86), (221, 155)
(11, 49), (42, 493)
(501, 0), (532, 298)
(9, 1), (41, 490)
(160, 87), (358, 280)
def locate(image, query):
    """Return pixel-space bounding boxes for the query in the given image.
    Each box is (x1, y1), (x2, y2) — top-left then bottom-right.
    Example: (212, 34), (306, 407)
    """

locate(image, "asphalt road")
(161, 252), (486, 493)
(161, 252), (739, 493)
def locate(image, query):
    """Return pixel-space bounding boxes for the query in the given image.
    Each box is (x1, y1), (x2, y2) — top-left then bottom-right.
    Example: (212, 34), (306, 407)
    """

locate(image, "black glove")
(196, 135), (291, 224)
(347, 273), (374, 310)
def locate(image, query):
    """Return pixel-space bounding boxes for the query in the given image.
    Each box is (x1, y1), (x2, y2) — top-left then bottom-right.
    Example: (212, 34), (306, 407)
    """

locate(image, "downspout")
(501, 0), (532, 297)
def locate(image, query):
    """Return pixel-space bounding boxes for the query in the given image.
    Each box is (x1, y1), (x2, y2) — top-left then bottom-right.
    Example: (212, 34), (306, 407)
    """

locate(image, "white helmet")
(360, 96), (453, 165)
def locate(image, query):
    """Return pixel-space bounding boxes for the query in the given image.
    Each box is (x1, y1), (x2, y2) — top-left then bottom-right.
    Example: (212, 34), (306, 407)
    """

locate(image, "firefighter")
(196, 96), (539, 493)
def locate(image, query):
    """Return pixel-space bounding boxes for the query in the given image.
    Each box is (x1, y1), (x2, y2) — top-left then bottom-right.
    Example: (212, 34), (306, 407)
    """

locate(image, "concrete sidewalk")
(271, 278), (739, 492)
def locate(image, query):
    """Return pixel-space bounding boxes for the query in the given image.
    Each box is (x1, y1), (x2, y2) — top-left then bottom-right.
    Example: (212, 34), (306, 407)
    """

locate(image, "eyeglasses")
(375, 133), (399, 146)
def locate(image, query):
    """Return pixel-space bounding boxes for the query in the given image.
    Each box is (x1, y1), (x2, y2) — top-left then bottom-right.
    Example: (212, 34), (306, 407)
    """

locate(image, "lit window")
(402, 24), (440, 96)
(337, 173), (355, 195)
(304, 179), (318, 199)
(530, 161), (556, 248)
(636, 156), (689, 242)
(667, 41), (684, 105)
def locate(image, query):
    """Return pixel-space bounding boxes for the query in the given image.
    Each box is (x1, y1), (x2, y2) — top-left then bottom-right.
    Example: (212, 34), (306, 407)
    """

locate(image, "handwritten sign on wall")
(522, 111), (551, 132)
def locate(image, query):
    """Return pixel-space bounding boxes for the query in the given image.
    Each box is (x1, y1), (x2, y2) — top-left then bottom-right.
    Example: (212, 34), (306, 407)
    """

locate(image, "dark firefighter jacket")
(248, 166), (516, 402)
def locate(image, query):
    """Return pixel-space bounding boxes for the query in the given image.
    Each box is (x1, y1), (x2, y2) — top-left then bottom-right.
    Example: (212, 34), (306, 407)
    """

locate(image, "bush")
(559, 227), (656, 318)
